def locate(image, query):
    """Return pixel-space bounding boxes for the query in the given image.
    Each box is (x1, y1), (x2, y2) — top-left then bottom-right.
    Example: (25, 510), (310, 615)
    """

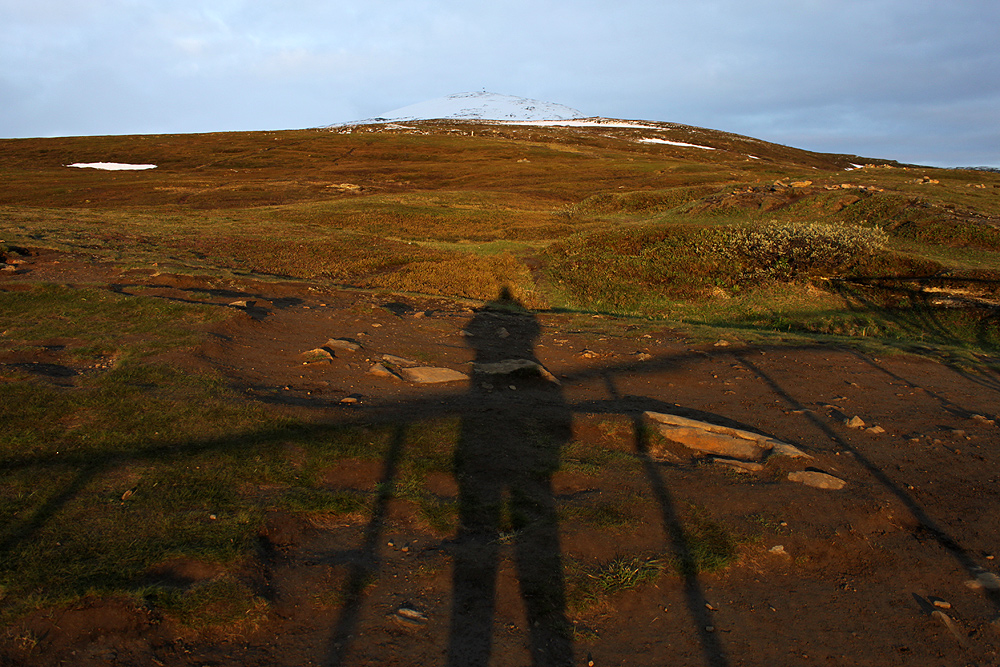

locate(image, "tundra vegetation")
(1, 119), (998, 654)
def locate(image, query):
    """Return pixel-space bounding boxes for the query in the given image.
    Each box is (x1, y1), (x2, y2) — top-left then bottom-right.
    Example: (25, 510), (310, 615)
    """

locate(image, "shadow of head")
(464, 287), (541, 365)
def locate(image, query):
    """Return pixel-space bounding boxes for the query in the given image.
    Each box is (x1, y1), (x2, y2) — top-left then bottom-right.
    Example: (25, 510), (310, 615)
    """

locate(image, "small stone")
(769, 545), (788, 556)
(635, 352), (653, 361)
(229, 299), (256, 308)
(713, 339), (730, 347)
(845, 416), (866, 429)
(931, 598), (952, 610)
(579, 349), (599, 359)
(951, 429), (967, 438)
(394, 606), (428, 626)
(497, 327), (510, 339)
(705, 626), (715, 633)
(340, 396), (359, 404)
(790, 180), (813, 188)
(788, 470), (847, 490)
(867, 426), (886, 434)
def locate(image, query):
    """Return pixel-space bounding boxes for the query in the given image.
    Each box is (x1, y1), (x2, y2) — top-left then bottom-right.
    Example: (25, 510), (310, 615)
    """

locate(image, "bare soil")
(3, 249), (1000, 667)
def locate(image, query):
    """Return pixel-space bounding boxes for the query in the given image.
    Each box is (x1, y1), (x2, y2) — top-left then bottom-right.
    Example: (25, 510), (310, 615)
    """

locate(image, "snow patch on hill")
(639, 137), (716, 150)
(67, 162), (157, 170)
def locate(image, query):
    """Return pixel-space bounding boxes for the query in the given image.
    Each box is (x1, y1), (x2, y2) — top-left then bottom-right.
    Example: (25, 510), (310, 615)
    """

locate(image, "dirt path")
(3, 250), (1000, 666)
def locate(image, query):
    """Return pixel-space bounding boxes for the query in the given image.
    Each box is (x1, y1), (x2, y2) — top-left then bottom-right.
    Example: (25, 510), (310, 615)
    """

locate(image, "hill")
(2, 109), (1000, 666)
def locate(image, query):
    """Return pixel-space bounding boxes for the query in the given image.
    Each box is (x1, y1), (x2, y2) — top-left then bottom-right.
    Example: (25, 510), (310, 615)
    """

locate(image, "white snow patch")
(846, 163), (865, 170)
(747, 155), (761, 160)
(67, 162), (157, 171)
(638, 137), (716, 150)
(508, 119), (660, 130)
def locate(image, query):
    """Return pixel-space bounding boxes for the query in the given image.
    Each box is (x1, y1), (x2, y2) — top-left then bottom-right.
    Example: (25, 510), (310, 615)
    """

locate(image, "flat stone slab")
(788, 470), (847, 490)
(399, 367), (469, 384)
(644, 412), (811, 462)
(473, 358), (560, 384)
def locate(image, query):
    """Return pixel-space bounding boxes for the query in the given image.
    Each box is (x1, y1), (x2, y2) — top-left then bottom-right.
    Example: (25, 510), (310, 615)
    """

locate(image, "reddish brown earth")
(3, 249), (1000, 667)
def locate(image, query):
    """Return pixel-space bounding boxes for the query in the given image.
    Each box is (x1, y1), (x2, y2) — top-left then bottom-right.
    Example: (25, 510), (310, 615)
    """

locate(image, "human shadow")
(448, 287), (574, 667)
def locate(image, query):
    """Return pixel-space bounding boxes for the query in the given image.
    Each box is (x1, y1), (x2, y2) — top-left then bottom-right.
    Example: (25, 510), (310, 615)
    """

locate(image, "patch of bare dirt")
(3, 250), (1000, 666)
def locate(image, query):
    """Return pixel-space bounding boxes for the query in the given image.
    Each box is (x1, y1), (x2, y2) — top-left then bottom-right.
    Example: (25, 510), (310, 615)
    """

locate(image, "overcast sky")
(2, 0), (998, 167)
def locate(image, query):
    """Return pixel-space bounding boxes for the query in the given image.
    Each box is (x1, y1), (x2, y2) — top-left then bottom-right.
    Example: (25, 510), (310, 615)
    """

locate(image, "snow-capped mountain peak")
(340, 92), (585, 125)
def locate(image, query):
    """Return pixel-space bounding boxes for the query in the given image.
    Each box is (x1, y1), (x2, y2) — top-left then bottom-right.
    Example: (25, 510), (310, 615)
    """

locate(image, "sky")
(2, 0), (998, 167)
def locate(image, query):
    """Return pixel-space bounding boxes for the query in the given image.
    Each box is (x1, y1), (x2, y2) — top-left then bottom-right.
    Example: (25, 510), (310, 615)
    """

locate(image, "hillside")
(2, 108), (1000, 666)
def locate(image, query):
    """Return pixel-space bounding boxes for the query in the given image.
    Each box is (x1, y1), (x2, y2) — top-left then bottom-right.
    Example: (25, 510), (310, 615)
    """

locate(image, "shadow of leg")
(512, 475), (574, 667)
(448, 472), (502, 667)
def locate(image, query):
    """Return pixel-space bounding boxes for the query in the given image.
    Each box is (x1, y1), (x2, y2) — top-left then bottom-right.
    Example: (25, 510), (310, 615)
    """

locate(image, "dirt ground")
(3, 249), (1000, 667)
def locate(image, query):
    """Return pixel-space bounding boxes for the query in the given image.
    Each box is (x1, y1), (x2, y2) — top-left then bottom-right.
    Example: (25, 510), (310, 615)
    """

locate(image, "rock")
(644, 412), (811, 462)
(930, 598), (952, 609)
(714, 458), (763, 473)
(579, 349), (600, 359)
(769, 545), (788, 556)
(382, 354), (419, 368)
(845, 416), (866, 429)
(977, 572), (1000, 590)
(301, 348), (335, 362)
(634, 352), (653, 361)
(367, 363), (398, 379)
(867, 426), (886, 434)
(393, 605), (428, 627)
(339, 396), (359, 404)
(790, 180), (813, 188)
(770, 441), (812, 459)
(787, 470), (847, 490)
(713, 339), (730, 347)
(229, 300), (256, 308)
(931, 610), (967, 646)
(473, 358), (560, 384)
(496, 327), (510, 339)
(399, 367), (469, 384)
(325, 338), (361, 352)
(0, 264), (15, 272)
